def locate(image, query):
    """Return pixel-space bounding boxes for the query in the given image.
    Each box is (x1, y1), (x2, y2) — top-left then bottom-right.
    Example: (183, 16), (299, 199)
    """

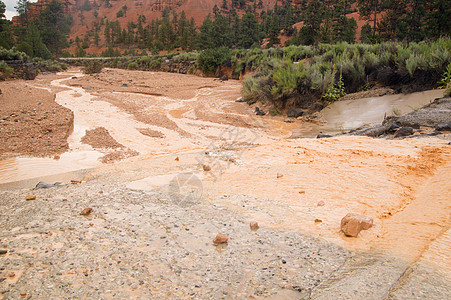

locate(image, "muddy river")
(0, 70), (445, 184)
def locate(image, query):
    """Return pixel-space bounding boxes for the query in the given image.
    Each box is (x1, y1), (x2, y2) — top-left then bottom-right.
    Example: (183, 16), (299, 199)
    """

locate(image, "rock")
(25, 195), (36, 201)
(394, 127), (414, 137)
(255, 107), (266, 116)
(250, 221), (259, 231)
(436, 122), (451, 131)
(314, 219), (322, 223)
(276, 173), (283, 178)
(317, 134), (332, 138)
(317, 200), (325, 206)
(81, 208), (93, 216)
(287, 108), (303, 118)
(33, 181), (65, 189)
(175, 156), (179, 161)
(213, 233), (228, 244)
(0, 249), (7, 255)
(298, 190), (306, 194)
(121, 83), (128, 87)
(341, 213), (373, 237)
(387, 122), (401, 133)
(203, 164), (211, 171)
(71, 180), (81, 184)
(71, 76), (77, 79)
(235, 98), (245, 103)
(220, 75), (228, 81)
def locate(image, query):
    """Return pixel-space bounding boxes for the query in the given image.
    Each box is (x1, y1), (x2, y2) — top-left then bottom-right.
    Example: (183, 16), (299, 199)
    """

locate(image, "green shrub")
(127, 62), (138, 70)
(0, 61), (14, 77)
(82, 60), (103, 74)
(197, 48), (231, 73)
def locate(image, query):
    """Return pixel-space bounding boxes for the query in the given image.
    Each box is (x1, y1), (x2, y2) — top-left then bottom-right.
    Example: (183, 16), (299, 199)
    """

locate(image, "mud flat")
(0, 69), (450, 298)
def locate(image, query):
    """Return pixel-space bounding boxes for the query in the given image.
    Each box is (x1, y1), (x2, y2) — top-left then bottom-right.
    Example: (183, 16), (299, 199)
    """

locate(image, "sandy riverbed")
(0, 68), (450, 298)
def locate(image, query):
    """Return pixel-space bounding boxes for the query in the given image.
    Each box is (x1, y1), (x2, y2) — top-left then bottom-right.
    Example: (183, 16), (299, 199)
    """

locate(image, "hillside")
(68, 0), (279, 39)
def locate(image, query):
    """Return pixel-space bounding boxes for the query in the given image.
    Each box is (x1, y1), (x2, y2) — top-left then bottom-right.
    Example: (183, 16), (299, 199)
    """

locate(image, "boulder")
(341, 213), (373, 237)
(394, 127), (414, 138)
(287, 108), (303, 118)
(436, 122), (451, 131)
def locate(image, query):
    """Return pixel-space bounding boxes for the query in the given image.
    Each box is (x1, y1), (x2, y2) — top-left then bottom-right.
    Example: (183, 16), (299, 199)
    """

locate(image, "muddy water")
(296, 89), (444, 137)
(0, 151), (102, 183)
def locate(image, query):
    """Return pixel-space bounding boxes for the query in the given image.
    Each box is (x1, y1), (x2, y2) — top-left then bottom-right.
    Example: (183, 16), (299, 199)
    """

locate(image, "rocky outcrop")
(349, 97), (451, 138)
(4, 61), (39, 80)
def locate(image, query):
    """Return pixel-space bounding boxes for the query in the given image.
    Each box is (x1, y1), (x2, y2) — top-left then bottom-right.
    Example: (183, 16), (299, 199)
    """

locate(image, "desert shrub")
(127, 62), (138, 70)
(82, 60), (103, 74)
(0, 61), (14, 77)
(405, 54), (428, 77)
(172, 52), (199, 62)
(0, 47), (29, 62)
(149, 57), (162, 69)
(439, 62), (451, 97)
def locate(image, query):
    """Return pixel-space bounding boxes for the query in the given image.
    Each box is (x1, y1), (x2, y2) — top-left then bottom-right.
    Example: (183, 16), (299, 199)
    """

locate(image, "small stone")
(175, 156), (179, 161)
(250, 221), (259, 231)
(317, 200), (325, 206)
(341, 213), (373, 237)
(203, 164), (211, 171)
(298, 190), (306, 194)
(255, 107), (266, 116)
(20, 293), (27, 298)
(276, 173), (283, 178)
(71, 180), (81, 184)
(81, 208), (93, 216)
(317, 134), (332, 138)
(213, 233), (228, 244)
(0, 250), (7, 255)
(8, 272), (15, 278)
(25, 195), (36, 201)
(314, 219), (323, 223)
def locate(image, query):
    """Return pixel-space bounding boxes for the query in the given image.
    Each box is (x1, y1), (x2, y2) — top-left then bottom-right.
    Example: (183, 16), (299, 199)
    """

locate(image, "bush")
(0, 61), (14, 77)
(82, 60), (103, 74)
(197, 48), (231, 74)
(127, 62), (138, 70)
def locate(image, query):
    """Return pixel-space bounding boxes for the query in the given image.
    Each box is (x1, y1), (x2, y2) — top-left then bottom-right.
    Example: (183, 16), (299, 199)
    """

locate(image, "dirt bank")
(0, 76), (73, 160)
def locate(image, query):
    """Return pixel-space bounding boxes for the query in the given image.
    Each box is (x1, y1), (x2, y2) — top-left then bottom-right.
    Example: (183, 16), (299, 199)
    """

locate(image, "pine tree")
(302, 0), (325, 44)
(357, 0), (383, 36)
(0, 0), (13, 48)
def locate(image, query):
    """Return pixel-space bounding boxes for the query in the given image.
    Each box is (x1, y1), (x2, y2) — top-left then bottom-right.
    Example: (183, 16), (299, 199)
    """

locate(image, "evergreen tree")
(357, 0), (383, 36)
(302, 0), (325, 44)
(238, 11), (261, 48)
(23, 23), (52, 58)
(37, 0), (72, 56)
(426, 0), (450, 38)
(0, 0), (13, 48)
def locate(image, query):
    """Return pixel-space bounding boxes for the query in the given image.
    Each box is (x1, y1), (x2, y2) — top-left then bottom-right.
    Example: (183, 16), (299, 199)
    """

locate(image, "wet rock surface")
(349, 97), (451, 139)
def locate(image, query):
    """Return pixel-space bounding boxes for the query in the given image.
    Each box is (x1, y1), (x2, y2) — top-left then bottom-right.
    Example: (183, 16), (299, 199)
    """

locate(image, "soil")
(0, 76), (73, 160)
(81, 127), (125, 149)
